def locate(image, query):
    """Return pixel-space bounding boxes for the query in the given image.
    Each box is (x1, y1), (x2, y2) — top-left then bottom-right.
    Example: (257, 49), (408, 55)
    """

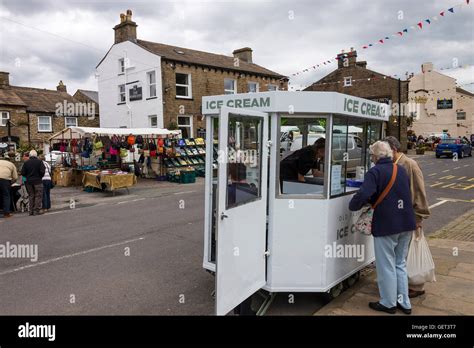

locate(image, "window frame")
(456, 111), (466, 120)
(38, 115), (52, 133)
(149, 115), (158, 128)
(177, 115), (193, 137)
(147, 70), (157, 98)
(118, 58), (125, 74)
(343, 76), (352, 87)
(267, 84), (278, 91)
(64, 117), (78, 128)
(247, 81), (259, 93)
(175, 73), (192, 99)
(118, 84), (126, 103)
(225, 114), (264, 210)
(224, 78), (237, 95)
(0, 111), (10, 127)
(275, 114), (330, 200)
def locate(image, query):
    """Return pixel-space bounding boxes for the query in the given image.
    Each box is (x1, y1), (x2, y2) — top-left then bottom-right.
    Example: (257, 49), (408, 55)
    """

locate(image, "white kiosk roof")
(202, 91), (390, 121)
(48, 126), (181, 141)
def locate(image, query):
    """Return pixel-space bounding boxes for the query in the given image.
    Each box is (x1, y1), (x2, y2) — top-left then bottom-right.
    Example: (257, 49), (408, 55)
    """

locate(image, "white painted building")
(97, 39), (164, 129)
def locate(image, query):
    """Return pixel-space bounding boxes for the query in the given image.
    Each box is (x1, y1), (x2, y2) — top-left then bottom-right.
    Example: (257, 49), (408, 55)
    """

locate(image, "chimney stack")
(421, 62), (433, 73)
(233, 47), (253, 63)
(114, 9), (138, 44)
(0, 71), (9, 87)
(57, 80), (67, 92)
(337, 49), (357, 69)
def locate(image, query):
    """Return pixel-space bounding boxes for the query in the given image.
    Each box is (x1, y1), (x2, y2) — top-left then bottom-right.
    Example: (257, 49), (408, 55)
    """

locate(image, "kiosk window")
(279, 116), (327, 196)
(330, 116), (370, 197)
(226, 114), (262, 209)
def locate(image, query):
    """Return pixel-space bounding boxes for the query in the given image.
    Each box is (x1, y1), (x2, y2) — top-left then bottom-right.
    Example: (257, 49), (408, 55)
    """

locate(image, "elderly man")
(384, 136), (431, 298)
(21, 150), (45, 216)
(0, 151), (19, 218)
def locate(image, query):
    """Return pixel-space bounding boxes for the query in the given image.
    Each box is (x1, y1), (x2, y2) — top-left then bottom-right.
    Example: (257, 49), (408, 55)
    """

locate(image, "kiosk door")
(216, 107), (269, 315)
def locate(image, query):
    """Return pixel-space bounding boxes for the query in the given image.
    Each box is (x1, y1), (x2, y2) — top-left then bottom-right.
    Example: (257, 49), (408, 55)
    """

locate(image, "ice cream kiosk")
(202, 91), (390, 315)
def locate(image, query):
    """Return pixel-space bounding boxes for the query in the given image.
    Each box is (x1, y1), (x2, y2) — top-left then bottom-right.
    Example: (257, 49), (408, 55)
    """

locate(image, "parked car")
(435, 138), (472, 159)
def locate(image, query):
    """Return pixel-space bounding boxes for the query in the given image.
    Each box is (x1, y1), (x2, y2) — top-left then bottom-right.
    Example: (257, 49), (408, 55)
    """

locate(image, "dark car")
(436, 138), (472, 159)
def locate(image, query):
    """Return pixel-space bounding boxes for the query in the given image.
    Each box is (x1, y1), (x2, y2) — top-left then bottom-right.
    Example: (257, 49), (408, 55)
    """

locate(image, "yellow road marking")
(428, 173), (437, 176)
(454, 167), (461, 169)
(439, 175), (455, 180)
(439, 197), (474, 203)
(457, 176), (467, 180)
(451, 183), (474, 190)
(442, 170), (450, 173)
(442, 183), (456, 188)
(430, 182), (444, 187)
(468, 178), (474, 182)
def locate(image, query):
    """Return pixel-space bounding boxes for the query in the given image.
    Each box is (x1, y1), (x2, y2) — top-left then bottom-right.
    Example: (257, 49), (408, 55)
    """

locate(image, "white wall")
(97, 41), (164, 128)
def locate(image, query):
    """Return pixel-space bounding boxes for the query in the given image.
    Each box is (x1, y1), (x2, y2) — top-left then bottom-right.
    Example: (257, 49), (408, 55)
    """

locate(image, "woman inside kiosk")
(280, 138), (325, 186)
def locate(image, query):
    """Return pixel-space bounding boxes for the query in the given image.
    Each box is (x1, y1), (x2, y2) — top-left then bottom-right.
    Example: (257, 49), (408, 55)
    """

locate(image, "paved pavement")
(0, 152), (472, 315)
(314, 209), (474, 316)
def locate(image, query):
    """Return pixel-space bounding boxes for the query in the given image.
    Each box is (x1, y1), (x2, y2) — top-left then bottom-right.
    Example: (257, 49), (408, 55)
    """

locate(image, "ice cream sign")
(343, 97), (388, 119)
(204, 96), (271, 112)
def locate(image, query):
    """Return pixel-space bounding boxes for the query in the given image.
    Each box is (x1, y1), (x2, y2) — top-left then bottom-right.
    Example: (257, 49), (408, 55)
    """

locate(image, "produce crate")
(180, 171), (196, 184)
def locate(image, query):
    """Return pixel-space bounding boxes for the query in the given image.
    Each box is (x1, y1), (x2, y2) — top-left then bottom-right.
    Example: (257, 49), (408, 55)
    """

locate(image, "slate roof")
(75, 89), (99, 104)
(0, 85), (78, 113)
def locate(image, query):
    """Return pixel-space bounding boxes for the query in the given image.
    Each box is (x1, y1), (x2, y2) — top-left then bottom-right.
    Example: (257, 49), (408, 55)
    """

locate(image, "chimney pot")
(233, 47), (253, 63)
(57, 80), (67, 92)
(0, 71), (9, 87)
(114, 10), (138, 44)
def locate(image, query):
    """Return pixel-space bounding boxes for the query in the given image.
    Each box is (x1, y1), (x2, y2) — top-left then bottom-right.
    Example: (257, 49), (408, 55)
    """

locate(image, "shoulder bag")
(355, 164), (398, 235)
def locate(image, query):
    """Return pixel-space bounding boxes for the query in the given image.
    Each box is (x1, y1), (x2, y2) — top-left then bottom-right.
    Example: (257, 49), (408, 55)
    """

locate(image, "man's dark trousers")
(0, 179), (11, 216)
(26, 183), (43, 213)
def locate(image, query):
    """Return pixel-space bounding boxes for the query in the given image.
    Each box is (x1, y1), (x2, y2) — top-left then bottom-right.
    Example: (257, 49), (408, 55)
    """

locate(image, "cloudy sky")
(0, 0), (473, 93)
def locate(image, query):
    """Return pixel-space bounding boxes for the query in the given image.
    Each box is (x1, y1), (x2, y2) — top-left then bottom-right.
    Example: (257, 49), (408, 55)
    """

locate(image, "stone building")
(0, 72), (100, 149)
(304, 49), (409, 151)
(408, 62), (474, 138)
(96, 10), (288, 137)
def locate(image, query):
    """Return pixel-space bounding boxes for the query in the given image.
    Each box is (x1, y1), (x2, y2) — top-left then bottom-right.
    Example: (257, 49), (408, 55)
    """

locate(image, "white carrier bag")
(407, 229), (436, 285)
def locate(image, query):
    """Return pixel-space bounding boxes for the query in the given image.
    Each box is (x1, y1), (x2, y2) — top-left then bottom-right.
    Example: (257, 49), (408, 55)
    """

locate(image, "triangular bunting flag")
(432, 16), (438, 21)
(440, 11), (445, 16)
(425, 19), (431, 24)
(369, 44), (373, 46)
(467, 0), (470, 5)
(397, 32), (403, 36)
(363, 45), (368, 49)
(385, 36), (390, 39)
(417, 22), (423, 29)
(379, 39), (384, 43)
(403, 28), (408, 33)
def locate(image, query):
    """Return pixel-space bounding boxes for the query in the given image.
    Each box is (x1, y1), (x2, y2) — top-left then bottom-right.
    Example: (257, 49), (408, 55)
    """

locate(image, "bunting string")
(285, 0), (471, 80)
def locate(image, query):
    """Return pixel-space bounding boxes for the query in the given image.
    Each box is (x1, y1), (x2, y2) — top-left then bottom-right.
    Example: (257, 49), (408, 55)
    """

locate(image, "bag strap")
(372, 164), (398, 209)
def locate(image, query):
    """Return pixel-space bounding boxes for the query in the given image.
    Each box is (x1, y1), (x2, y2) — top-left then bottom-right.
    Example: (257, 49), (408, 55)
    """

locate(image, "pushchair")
(17, 184), (29, 213)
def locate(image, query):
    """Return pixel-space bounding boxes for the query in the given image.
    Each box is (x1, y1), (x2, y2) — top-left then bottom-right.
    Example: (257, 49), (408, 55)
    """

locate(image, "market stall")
(201, 91), (390, 315)
(47, 127), (182, 189)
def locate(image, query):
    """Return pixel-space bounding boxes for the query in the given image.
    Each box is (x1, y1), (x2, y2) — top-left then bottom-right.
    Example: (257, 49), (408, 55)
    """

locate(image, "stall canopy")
(48, 127), (181, 141)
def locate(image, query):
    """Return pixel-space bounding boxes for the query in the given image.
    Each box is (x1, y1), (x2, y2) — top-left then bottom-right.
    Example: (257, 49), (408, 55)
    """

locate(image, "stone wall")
(161, 61), (287, 137)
